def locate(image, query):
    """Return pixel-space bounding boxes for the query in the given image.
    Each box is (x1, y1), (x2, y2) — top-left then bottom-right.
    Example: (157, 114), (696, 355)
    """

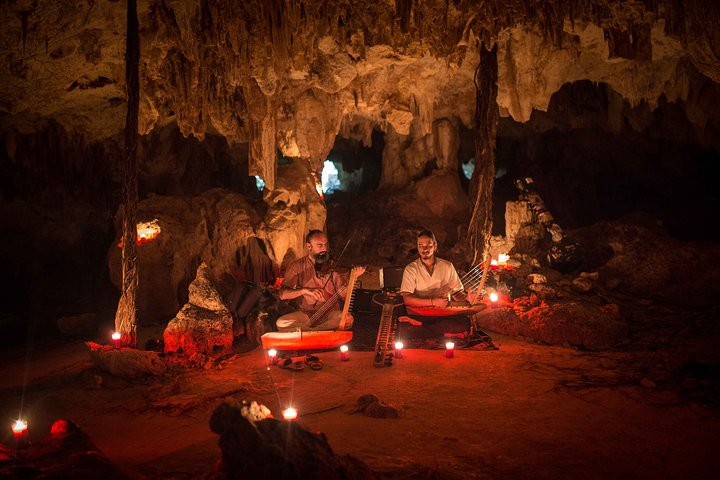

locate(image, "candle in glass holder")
(340, 344), (350, 361)
(282, 407), (298, 420)
(12, 419), (28, 449)
(111, 331), (121, 349)
(267, 349), (278, 366)
(489, 291), (499, 308)
(394, 341), (404, 359)
(445, 341), (455, 358)
(498, 253), (509, 267)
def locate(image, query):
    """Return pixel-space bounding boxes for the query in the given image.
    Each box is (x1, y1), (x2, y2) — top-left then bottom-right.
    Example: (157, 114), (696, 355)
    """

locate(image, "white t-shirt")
(400, 257), (463, 298)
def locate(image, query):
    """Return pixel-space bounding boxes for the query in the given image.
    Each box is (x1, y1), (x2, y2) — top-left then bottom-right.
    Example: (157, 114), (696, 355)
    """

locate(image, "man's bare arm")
(401, 294), (449, 308)
(279, 286), (323, 301)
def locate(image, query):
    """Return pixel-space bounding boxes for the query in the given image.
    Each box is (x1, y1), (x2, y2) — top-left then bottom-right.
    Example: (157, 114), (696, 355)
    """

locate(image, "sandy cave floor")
(1, 321), (720, 480)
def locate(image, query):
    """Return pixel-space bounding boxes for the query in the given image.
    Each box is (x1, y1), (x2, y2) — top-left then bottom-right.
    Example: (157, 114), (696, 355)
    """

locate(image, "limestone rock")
(188, 263), (226, 311)
(163, 304), (233, 357)
(572, 217), (720, 307)
(163, 262), (234, 357)
(473, 301), (628, 351)
(412, 172), (470, 223)
(572, 272), (599, 294)
(87, 342), (166, 379)
(528, 274), (547, 284)
(353, 394), (402, 419)
(260, 160), (326, 267)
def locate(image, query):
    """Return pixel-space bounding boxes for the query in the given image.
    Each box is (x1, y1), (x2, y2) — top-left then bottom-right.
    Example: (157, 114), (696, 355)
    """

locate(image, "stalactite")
(467, 43), (498, 265)
(115, 0), (140, 348)
(244, 81), (277, 191)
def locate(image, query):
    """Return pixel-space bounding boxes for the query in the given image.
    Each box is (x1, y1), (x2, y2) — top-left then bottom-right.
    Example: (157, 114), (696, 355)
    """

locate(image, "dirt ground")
(1, 326), (719, 479)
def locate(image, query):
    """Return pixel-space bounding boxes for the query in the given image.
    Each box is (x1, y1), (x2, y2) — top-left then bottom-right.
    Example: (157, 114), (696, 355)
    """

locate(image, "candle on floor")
(340, 344), (350, 361)
(282, 407), (298, 420)
(12, 419), (28, 449)
(111, 331), (121, 349)
(445, 341), (455, 358)
(267, 348), (278, 366)
(394, 341), (404, 359)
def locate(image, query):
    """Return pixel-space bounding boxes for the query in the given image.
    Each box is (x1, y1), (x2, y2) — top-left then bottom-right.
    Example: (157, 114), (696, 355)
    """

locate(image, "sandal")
(304, 354), (323, 370)
(279, 358), (305, 371)
(304, 354), (320, 365)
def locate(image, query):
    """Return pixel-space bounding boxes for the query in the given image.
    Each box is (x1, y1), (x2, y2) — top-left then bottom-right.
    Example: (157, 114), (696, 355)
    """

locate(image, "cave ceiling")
(1, 0), (719, 184)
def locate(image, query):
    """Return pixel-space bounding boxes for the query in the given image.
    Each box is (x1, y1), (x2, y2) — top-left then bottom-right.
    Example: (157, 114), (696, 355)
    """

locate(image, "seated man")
(276, 230), (364, 332)
(399, 229), (480, 343)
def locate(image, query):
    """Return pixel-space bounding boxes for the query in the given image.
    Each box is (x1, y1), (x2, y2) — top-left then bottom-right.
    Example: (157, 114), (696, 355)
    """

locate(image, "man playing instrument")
(399, 229), (484, 343)
(276, 230), (365, 332)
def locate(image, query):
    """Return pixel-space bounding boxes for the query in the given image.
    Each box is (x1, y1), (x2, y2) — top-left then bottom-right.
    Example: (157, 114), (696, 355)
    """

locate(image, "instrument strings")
(458, 262), (487, 292)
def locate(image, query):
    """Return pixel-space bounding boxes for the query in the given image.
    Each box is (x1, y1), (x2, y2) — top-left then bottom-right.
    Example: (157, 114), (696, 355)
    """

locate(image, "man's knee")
(276, 311), (309, 332)
(328, 310), (353, 330)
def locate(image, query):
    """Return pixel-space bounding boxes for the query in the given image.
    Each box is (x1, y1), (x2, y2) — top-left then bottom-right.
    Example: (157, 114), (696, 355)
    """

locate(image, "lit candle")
(394, 341), (404, 359)
(282, 407), (298, 420)
(267, 349), (278, 366)
(498, 253), (509, 266)
(12, 419), (28, 449)
(445, 341), (455, 358)
(111, 331), (121, 349)
(489, 291), (499, 308)
(340, 344), (350, 361)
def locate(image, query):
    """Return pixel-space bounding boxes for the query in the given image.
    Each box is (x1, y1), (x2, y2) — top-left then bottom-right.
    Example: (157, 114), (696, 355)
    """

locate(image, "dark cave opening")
(323, 129), (384, 196)
(457, 80), (720, 242)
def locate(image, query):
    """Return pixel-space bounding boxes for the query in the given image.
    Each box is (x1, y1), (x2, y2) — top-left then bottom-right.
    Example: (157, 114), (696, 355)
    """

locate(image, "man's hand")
(432, 297), (450, 308)
(351, 265), (366, 277)
(466, 291), (479, 305)
(398, 316), (423, 326)
(302, 287), (324, 301)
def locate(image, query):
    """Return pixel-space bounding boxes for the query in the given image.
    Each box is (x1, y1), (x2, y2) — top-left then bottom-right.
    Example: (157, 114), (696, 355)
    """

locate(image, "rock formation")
(163, 262), (234, 356)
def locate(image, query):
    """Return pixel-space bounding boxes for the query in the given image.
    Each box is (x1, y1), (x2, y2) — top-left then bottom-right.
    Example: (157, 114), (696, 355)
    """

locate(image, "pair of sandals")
(278, 354), (323, 371)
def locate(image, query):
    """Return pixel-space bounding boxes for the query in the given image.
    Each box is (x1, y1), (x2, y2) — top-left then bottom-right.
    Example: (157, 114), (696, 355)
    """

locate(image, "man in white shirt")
(398, 229), (482, 345)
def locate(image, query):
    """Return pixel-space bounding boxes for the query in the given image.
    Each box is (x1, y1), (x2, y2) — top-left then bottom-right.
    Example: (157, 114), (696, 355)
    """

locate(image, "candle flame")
(340, 345), (349, 353)
(394, 341), (404, 350)
(117, 219), (162, 247)
(490, 259), (498, 266)
(12, 419), (27, 433)
(268, 349), (277, 357)
(137, 219), (161, 241)
(282, 407), (298, 420)
(445, 341), (455, 349)
(111, 332), (121, 340)
(489, 292), (499, 303)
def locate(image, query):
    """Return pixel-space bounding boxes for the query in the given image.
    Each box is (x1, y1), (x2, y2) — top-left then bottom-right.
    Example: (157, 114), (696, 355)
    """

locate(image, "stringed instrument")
(372, 291), (403, 367)
(260, 267), (362, 351)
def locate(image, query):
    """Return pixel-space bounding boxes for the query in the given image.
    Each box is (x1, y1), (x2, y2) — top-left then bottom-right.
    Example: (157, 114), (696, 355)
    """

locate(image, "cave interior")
(1, 1), (719, 478)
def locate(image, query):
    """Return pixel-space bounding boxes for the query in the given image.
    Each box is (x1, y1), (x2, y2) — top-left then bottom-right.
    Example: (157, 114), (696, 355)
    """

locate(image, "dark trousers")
(398, 303), (472, 340)
(227, 281), (264, 336)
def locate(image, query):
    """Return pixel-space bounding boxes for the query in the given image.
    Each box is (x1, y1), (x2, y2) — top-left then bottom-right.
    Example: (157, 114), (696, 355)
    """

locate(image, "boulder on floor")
(87, 342), (166, 379)
(208, 401), (377, 480)
(0, 419), (130, 479)
(474, 301), (627, 351)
